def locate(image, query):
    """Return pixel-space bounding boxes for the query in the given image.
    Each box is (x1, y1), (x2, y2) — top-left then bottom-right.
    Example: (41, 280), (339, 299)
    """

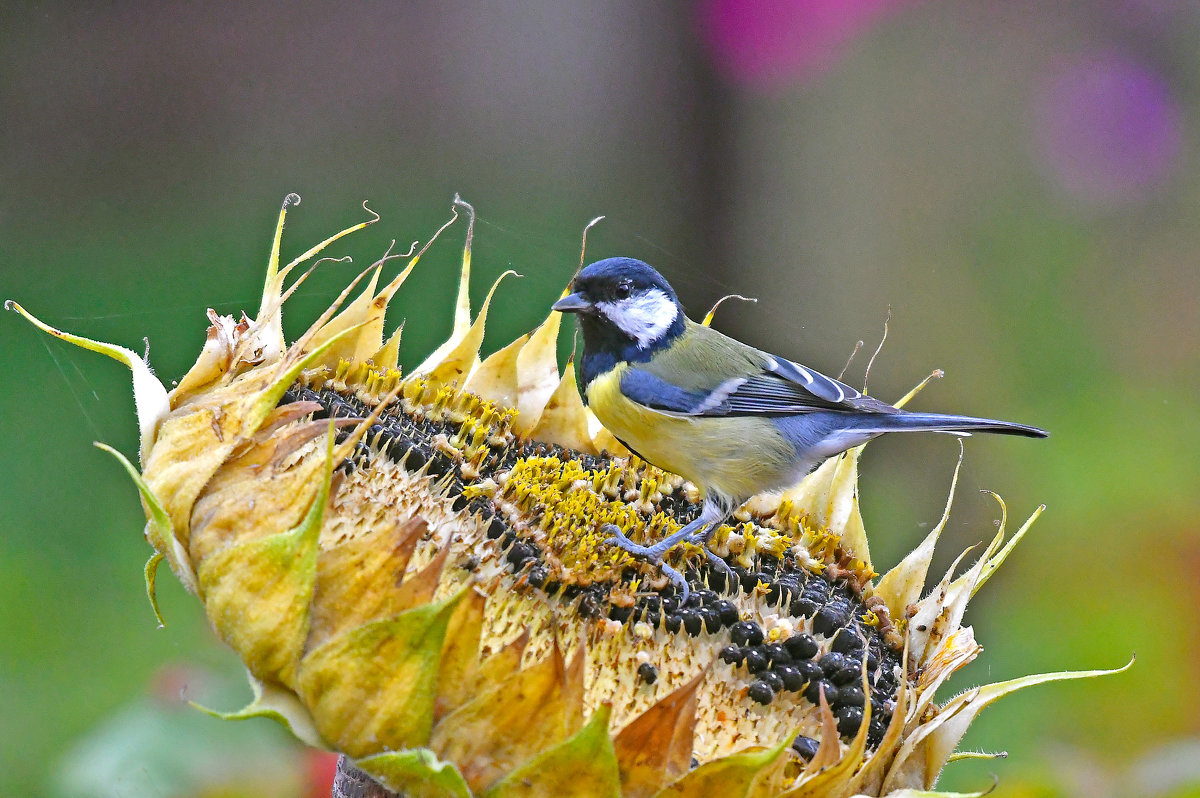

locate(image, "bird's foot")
(603, 523), (696, 602)
(601, 523), (696, 563)
(602, 523), (717, 605)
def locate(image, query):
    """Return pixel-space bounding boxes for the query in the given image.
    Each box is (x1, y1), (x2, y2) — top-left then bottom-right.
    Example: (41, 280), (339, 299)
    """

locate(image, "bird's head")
(553, 257), (685, 351)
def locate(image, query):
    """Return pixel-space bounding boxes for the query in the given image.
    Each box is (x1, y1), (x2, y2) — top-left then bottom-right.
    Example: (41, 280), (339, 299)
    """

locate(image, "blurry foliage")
(51, 667), (313, 798)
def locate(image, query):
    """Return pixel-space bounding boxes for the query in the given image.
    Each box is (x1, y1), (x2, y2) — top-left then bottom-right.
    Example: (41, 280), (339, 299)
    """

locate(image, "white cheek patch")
(597, 289), (679, 348)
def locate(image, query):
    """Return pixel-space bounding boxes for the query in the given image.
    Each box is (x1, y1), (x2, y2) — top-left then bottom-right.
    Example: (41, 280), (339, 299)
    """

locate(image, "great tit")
(552, 257), (1047, 593)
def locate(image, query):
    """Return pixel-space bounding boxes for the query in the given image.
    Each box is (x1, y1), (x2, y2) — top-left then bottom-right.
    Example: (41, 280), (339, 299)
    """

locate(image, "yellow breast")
(585, 363), (795, 502)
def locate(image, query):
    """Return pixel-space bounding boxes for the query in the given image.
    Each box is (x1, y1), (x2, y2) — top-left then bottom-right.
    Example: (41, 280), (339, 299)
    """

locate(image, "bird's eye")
(615, 281), (633, 299)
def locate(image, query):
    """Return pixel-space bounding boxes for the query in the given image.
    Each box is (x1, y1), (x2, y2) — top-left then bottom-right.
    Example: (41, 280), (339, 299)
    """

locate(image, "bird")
(552, 257), (1047, 596)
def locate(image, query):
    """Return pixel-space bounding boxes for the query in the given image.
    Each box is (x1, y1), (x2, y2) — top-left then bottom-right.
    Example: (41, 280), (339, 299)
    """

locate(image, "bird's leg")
(602, 500), (728, 602)
(603, 512), (714, 562)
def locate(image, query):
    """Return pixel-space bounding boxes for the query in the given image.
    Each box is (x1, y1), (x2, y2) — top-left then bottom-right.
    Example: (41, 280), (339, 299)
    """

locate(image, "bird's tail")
(855, 411), (1048, 439)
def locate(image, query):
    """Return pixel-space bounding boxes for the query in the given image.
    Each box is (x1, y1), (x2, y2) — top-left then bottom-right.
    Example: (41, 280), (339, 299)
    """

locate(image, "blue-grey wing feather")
(618, 367), (713, 414)
(620, 359), (894, 417)
(761, 355), (872, 404)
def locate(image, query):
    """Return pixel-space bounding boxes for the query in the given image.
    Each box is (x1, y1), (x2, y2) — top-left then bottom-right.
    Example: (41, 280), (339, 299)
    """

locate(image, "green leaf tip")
(144, 553), (166, 628)
(93, 441), (197, 596)
(357, 749), (472, 798)
(10, 300), (169, 463)
(653, 735), (790, 798)
(482, 703), (620, 798)
(300, 587), (472, 758)
(191, 671), (327, 749)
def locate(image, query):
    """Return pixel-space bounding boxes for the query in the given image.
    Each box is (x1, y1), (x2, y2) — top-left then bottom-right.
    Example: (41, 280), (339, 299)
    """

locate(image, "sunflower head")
(8, 197), (1127, 798)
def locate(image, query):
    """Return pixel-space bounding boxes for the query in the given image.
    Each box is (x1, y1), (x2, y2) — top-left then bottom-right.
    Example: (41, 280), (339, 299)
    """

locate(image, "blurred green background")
(2, 2), (1197, 796)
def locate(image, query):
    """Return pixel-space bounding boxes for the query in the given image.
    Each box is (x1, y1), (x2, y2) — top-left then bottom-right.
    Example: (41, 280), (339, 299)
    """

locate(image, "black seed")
(833, 658), (863, 686)
(865, 649), (880, 672)
(403, 448), (427, 470)
(868, 717), (889, 746)
(739, 570), (759, 593)
(870, 697), (892, 722)
(874, 671), (897, 694)
(748, 680), (775, 705)
(730, 621), (764, 647)
(790, 597), (819, 618)
(706, 565), (727, 592)
(730, 563), (749, 586)
(836, 705), (864, 737)
(801, 580), (830, 603)
(764, 643), (791, 665)
(804, 679), (839, 706)
(784, 633), (819, 660)
(715, 600), (739, 627)
(758, 553), (780, 572)
(449, 493), (469, 512)
(527, 565), (548, 588)
(578, 593), (601, 619)
(719, 645), (744, 665)
(819, 653), (848, 677)
(427, 453), (452, 477)
(501, 530), (517, 549)
(694, 589), (717, 607)
(792, 735), (820, 760)
(836, 686), (866, 709)
(643, 610), (662, 628)
(642, 595), (662, 611)
(700, 608), (722, 634)
(758, 670), (784, 693)
(637, 662), (658, 684)
(485, 518), (507, 540)
(796, 659), (823, 683)
(662, 595), (682, 613)
(682, 610), (704, 636)
(506, 541), (537, 568)
(744, 648), (769, 673)
(779, 575), (802, 595)
(813, 601), (853, 636)
(608, 604), (633, 623)
(831, 629), (864, 655)
(665, 613), (682, 633)
(775, 664), (805, 691)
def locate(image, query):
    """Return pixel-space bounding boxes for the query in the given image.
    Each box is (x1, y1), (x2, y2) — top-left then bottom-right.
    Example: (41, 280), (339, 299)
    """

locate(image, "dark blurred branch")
(332, 756), (401, 798)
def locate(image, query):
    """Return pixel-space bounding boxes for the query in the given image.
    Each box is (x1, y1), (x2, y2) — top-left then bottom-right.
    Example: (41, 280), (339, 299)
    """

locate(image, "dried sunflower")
(8, 196), (1128, 798)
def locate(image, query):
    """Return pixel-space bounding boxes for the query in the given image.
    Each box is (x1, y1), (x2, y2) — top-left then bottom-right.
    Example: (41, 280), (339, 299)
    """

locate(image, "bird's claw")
(704, 547), (737, 584)
(602, 523), (681, 562)
(603, 523), (725, 606)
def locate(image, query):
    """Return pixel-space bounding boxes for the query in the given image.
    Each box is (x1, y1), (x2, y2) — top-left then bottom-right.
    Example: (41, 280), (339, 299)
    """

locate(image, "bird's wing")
(621, 322), (893, 417)
(619, 365), (875, 416)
